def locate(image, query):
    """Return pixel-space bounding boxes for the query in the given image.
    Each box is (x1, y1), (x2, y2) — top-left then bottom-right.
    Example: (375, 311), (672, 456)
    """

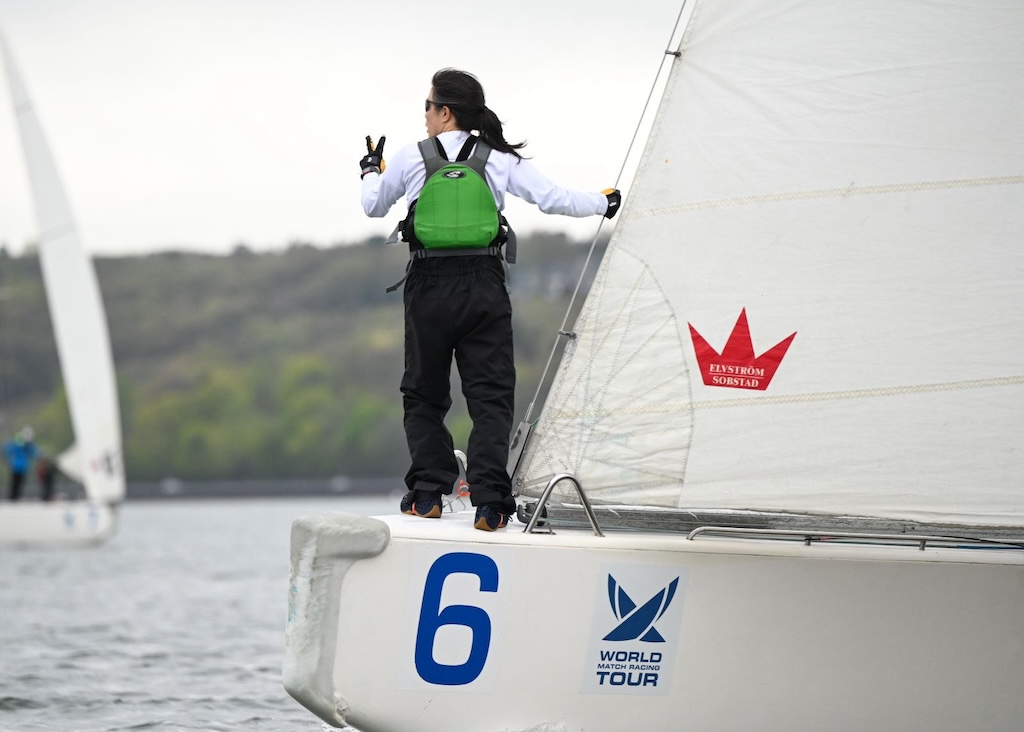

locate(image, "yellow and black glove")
(602, 188), (621, 219)
(360, 135), (387, 178)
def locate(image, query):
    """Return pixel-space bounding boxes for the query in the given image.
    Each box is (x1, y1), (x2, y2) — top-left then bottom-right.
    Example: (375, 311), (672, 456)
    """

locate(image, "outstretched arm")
(506, 158), (615, 218)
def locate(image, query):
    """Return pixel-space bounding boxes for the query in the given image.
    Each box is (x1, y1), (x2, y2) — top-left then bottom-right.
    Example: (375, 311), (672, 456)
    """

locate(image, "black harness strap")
(385, 246), (505, 293)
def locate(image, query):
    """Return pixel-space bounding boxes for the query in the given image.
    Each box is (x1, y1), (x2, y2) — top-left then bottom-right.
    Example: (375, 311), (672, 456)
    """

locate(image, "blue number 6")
(415, 552), (499, 685)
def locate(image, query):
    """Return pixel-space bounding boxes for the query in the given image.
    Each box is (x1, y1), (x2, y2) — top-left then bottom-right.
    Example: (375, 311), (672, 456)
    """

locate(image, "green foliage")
(0, 234), (604, 480)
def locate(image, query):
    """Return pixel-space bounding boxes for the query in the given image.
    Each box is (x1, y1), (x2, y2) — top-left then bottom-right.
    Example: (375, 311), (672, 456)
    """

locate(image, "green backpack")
(411, 136), (499, 249)
(385, 135), (518, 293)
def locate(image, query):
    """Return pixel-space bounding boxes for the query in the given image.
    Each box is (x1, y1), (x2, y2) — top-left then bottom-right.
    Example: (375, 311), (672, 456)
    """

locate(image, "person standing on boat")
(3, 426), (38, 501)
(360, 67), (620, 531)
(36, 454), (58, 501)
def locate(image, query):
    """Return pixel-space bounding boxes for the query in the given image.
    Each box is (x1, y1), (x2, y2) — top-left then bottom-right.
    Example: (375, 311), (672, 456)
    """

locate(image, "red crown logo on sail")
(688, 309), (796, 391)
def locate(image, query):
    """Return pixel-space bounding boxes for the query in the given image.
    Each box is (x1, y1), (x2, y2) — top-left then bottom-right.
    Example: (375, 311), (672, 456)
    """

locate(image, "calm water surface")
(0, 496), (395, 732)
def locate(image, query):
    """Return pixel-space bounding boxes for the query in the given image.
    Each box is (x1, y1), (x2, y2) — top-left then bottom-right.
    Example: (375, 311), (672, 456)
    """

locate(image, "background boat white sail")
(0, 33), (125, 547)
(283, 2), (1024, 730)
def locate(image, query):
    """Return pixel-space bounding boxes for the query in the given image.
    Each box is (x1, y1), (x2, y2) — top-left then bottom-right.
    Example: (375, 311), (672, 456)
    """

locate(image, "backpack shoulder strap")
(470, 138), (492, 162)
(417, 137), (450, 179)
(420, 135), (491, 177)
(462, 138), (491, 177)
(454, 135), (476, 162)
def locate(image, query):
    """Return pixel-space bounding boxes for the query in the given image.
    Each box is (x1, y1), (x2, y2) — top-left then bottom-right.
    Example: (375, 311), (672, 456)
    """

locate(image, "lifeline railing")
(685, 526), (1024, 550)
(518, 475), (1024, 549)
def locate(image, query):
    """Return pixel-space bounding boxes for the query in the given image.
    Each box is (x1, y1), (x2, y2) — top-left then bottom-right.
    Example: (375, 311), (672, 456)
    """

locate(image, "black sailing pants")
(401, 256), (516, 514)
(8, 470), (25, 501)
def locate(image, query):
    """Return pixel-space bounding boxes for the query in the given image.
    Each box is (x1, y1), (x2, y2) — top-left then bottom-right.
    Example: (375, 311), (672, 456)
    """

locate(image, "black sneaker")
(474, 504), (511, 532)
(400, 490), (442, 519)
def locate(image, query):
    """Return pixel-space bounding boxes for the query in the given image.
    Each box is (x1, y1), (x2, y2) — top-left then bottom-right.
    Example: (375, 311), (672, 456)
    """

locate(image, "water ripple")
(0, 498), (393, 731)
(0, 696), (46, 711)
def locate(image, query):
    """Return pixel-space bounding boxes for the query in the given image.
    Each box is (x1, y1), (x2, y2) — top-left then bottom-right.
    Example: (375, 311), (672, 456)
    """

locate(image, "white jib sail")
(517, 0), (1024, 527)
(1, 36), (125, 503)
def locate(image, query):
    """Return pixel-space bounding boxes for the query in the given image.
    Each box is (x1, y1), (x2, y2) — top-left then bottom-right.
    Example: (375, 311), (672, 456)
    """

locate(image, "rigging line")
(628, 174), (1024, 220)
(695, 373), (1024, 411)
(521, 0), (692, 425)
(542, 373), (1024, 419)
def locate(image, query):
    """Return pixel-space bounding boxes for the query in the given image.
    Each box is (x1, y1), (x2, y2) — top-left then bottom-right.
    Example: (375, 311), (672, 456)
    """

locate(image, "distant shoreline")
(127, 476), (403, 501)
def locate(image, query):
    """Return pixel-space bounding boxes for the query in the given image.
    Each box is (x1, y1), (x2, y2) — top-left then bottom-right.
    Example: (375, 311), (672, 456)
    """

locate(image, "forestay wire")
(519, 1), (693, 428)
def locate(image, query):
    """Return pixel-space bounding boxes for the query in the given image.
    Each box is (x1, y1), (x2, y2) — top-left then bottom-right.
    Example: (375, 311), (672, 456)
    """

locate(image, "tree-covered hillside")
(0, 234), (602, 481)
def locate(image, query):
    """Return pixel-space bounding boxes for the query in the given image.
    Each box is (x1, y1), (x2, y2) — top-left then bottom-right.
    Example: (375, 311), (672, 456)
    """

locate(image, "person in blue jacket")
(3, 426), (38, 501)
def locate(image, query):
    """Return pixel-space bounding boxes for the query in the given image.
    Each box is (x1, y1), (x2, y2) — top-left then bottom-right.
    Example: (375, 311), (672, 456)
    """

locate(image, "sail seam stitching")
(694, 374), (1024, 410)
(542, 374), (1024, 415)
(629, 175), (1024, 218)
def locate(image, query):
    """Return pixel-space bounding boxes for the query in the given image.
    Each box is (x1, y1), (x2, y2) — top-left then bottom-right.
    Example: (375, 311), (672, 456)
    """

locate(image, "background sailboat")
(0, 34), (124, 548)
(283, 1), (1024, 729)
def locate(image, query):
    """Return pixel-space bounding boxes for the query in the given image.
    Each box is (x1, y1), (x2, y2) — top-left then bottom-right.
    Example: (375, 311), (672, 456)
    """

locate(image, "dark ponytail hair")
(431, 68), (526, 159)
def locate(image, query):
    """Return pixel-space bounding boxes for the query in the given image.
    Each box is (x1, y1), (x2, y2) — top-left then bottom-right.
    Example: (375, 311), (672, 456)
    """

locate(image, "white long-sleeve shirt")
(361, 130), (609, 219)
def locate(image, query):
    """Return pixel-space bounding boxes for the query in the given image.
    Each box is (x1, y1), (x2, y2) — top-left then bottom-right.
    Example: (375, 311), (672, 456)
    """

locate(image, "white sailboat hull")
(0, 500), (118, 548)
(285, 510), (1024, 731)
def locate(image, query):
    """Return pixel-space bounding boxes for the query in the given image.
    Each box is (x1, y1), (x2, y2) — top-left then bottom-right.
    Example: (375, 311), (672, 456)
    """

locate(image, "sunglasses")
(424, 98), (449, 112)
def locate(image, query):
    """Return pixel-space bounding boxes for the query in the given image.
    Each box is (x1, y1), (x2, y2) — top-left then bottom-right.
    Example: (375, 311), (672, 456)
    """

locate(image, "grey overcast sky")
(0, 0), (684, 256)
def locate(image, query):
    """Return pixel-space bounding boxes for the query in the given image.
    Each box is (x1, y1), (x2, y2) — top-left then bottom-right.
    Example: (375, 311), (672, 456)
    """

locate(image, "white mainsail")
(1, 35), (124, 504)
(517, 0), (1024, 528)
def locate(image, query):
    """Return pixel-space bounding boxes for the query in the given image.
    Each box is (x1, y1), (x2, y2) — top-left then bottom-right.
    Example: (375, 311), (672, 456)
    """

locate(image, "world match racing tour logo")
(592, 575), (679, 689)
(688, 308), (796, 391)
